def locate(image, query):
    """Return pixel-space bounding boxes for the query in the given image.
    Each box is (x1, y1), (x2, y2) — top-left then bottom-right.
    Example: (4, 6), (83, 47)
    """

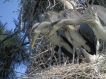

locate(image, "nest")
(22, 60), (106, 79)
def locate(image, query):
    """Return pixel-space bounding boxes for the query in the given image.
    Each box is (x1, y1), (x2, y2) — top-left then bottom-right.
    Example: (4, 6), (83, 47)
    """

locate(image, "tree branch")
(0, 31), (20, 45)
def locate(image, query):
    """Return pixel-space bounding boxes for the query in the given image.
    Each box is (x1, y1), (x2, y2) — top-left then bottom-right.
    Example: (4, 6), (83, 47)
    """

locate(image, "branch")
(0, 34), (11, 35)
(22, 42), (30, 46)
(0, 31), (21, 45)
(3, 0), (9, 4)
(0, 20), (29, 45)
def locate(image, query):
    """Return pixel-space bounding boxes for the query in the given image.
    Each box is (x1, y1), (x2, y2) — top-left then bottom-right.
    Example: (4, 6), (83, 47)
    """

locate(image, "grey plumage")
(93, 5), (106, 25)
(46, 9), (99, 63)
(79, 23), (97, 55)
(40, 11), (58, 22)
(30, 11), (77, 64)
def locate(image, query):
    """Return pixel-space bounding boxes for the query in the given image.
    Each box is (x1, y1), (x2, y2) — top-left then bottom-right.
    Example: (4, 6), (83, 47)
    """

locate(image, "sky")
(0, 0), (19, 30)
(0, 0), (26, 79)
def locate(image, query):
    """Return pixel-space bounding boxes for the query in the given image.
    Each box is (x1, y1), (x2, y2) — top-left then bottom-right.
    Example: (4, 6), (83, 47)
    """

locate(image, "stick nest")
(22, 61), (106, 79)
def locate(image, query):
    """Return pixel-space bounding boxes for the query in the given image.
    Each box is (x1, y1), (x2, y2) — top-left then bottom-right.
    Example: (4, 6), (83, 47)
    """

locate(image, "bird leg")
(72, 46), (75, 64)
(94, 39), (101, 77)
(95, 38), (100, 63)
(48, 44), (54, 67)
(76, 47), (80, 64)
(58, 44), (61, 65)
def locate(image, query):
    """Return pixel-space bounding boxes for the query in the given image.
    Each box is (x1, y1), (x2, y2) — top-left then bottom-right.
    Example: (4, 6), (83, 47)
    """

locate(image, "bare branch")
(46, 0), (51, 9)
(0, 31), (20, 45)
(13, 6), (22, 13)
(3, 0), (9, 4)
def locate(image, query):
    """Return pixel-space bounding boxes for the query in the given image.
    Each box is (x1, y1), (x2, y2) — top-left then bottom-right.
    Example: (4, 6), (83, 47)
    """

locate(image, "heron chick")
(30, 22), (50, 53)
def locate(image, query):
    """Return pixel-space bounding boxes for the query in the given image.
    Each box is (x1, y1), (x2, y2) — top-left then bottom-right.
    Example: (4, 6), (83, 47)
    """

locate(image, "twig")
(30, 49), (50, 59)
(0, 31), (20, 45)
(3, 0), (9, 4)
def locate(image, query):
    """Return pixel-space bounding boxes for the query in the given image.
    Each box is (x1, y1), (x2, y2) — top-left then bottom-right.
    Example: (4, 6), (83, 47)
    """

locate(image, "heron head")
(30, 33), (40, 53)
(30, 23), (40, 53)
(45, 25), (60, 39)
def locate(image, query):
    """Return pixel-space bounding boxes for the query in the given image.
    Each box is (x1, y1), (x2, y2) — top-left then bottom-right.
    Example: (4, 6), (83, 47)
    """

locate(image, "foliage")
(0, 21), (29, 79)
(0, 21), (5, 41)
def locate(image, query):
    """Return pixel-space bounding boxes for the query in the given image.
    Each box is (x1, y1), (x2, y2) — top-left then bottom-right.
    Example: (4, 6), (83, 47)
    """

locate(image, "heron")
(92, 5), (106, 26)
(30, 23), (79, 64)
(57, 5), (106, 40)
(46, 9), (99, 63)
(30, 11), (78, 65)
(81, 5), (106, 40)
(89, 5), (106, 40)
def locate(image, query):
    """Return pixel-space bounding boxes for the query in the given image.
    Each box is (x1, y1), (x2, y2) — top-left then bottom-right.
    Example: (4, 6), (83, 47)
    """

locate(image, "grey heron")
(80, 5), (106, 40)
(85, 5), (106, 40)
(30, 22), (78, 64)
(59, 9), (99, 62)
(30, 11), (78, 65)
(46, 23), (98, 62)
(46, 9), (99, 63)
(58, 5), (106, 40)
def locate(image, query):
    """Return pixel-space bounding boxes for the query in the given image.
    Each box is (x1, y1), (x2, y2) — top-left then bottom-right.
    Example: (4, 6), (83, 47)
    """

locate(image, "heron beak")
(30, 33), (39, 53)
(45, 28), (58, 39)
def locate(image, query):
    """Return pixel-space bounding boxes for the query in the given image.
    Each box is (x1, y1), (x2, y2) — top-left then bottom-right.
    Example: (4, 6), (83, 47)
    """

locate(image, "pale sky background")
(0, 0), (26, 79)
(0, 0), (19, 30)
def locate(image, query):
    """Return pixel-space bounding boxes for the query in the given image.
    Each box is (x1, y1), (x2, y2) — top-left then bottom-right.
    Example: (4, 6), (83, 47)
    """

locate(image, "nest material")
(22, 61), (106, 79)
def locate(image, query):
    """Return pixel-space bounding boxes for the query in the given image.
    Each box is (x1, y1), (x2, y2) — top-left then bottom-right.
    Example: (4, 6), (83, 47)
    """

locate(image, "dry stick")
(46, 0), (51, 9)
(53, 54), (58, 65)
(30, 49), (50, 59)
(20, 6), (23, 30)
